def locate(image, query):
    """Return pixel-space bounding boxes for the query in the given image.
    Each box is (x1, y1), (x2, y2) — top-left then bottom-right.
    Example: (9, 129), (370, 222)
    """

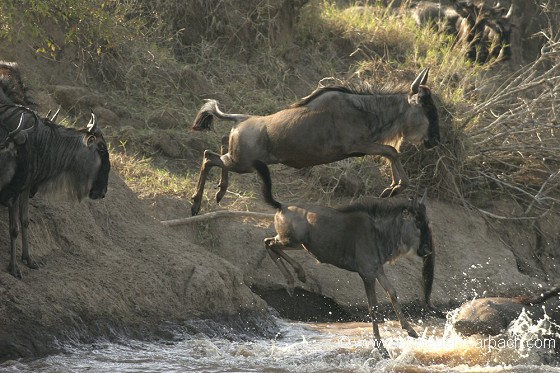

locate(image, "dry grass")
(5, 0), (559, 219)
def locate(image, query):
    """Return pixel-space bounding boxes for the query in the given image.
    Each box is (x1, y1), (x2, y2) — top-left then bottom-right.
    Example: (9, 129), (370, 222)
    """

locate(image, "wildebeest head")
(40, 111), (111, 201)
(407, 68), (440, 149)
(0, 61), (36, 108)
(83, 112), (110, 199)
(410, 193), (433, 258)
(485, 4), (513, 61)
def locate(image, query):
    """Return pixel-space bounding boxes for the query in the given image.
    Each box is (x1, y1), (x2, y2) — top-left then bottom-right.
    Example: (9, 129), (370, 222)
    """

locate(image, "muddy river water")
(1, 312), (559, 373)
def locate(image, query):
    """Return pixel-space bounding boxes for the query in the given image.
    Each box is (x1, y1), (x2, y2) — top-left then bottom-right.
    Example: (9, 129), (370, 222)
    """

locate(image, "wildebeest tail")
(421, 224), (445, 317)
(253, 160), (281, 210)
(516, 286), (560, 306)
(192, 99), (250, 131)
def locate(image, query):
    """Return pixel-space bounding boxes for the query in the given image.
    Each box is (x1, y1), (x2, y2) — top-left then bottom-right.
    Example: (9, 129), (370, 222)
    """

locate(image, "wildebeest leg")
(191, 149), (233, 216)
(7, 198), (21, 279)
(216, 136), (229, 204)
(19, 191), (38, 269)
(351, 143), (408, 198)
(264, 237), (296, 295)
(377, 270), (418, 338)
(265, 238), (306, 282)
(362, 277), (390, 358)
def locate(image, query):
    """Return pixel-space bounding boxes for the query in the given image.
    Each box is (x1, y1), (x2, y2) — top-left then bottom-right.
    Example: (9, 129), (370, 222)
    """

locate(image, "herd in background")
(411, 0), (513, 64)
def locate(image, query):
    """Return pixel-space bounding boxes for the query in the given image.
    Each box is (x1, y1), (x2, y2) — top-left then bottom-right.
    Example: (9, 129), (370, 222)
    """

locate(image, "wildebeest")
(253, 159), (438, 358)
(190, 68), (439, 215)
(0, 65), (111, 278)
(411, 1), (513, 64)
(453, 286), (560, 337)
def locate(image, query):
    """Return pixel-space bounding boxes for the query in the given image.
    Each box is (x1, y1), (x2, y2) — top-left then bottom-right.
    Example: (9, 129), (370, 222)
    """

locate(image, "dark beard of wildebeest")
(252, 159), (440, 359)
(190, 68), (440, 216)
(411, 1), (513, 64)
(0, 71), (110, 279)
(0, 115), (33, 207)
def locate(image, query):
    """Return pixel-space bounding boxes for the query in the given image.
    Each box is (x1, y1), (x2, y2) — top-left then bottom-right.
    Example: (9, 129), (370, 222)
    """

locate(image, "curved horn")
(86, 110), (97, 133)
(50, 106), (61, 122)
(411, 68), (430, 94)
(7, 114), (24, 139)
(504, 3), (513, 18)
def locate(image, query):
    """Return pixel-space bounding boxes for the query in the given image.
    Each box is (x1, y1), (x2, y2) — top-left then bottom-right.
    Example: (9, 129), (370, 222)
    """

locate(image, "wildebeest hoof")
(215, 189), (226, 204)
(23, 257), (39, 269)
(190, 201), (201, 216)
(286, 286), (294, 297)
(296, 271), (306, 283)
(8, 264), (22, 279)
(375, 342), (390, 359)
(427, 305), (446, 319)
(407, 328), (419, 338)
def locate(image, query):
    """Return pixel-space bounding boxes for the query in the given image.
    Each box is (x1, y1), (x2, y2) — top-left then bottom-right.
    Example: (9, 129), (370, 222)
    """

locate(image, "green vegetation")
(1, 0), (559, 218)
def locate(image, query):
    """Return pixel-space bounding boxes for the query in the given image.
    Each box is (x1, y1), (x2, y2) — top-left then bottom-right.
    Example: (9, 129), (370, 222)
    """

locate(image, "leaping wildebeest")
(190, 68), (440, 215)
(0, 64), (110, 278)
(253, 159), (439, 358)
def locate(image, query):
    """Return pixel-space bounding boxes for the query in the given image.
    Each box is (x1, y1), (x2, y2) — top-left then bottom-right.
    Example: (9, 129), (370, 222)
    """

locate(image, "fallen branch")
(161, 210), (275, 226)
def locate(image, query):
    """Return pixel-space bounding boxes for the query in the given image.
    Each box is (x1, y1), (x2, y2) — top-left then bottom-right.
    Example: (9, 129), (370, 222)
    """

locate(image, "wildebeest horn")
(504, 3), (513, 18)
(7, 114), (24, 139)
(411, 68), (430, 94)
(6, 114), (30, 145)
(420, 189), (428, 204)
(50, 106), (61, 122)
(86, 110), (100, 135)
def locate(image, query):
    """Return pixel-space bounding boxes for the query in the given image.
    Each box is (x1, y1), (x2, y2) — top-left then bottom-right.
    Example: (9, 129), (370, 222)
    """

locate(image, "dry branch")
(161, 210), (274, 226)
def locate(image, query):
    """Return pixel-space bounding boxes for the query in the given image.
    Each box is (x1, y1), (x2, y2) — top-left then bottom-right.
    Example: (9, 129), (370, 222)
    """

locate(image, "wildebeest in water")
(253, 160), (439, 358)
(190, 68), (440, 215)
(0, 63), (111, 278)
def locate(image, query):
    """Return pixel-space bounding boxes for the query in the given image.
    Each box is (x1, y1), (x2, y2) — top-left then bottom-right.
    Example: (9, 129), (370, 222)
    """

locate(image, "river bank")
(1, 170), (558, 362)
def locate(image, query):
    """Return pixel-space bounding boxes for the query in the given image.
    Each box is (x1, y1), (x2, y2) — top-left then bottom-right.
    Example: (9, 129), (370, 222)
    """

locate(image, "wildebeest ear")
(408, 196), (419, 210)
(418, 86), (431, 99)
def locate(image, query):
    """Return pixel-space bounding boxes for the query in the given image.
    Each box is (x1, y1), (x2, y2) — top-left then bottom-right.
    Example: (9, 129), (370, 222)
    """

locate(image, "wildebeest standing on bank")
(190, 68), (440, 215)
(0, 69), (111, 278)
(253, 160), (438, 358)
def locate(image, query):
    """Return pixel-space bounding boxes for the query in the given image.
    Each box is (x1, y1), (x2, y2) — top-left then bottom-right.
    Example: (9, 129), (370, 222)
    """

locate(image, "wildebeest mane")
(290, 80), (410, 108)
(29, 121), (98, 201)
(335, 197), (411, 217)
(337, 195), (435, 307)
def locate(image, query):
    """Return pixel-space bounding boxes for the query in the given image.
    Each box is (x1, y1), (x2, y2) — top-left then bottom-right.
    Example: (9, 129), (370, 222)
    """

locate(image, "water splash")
(1, 317), (559, 373)
(506, 307), (559, 357)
